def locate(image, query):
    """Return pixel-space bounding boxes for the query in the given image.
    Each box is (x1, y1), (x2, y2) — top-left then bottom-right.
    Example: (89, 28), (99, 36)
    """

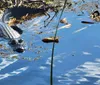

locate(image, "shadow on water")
(3, 5), (58, 26)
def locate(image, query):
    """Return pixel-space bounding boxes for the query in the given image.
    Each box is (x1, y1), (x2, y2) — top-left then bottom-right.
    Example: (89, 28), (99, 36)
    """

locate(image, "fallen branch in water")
(81, 21), (95, 24)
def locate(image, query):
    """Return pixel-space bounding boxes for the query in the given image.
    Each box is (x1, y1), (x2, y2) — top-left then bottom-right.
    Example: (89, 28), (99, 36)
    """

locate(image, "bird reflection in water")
(0, 21), (26, 53)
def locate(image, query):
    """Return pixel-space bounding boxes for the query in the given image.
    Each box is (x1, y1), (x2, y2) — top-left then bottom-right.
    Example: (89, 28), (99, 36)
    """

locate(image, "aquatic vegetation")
(3, 7), (50, 25)
(71, 0), (100, 22)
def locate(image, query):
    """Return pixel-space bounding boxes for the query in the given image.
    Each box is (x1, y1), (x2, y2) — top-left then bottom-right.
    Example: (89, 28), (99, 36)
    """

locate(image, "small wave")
(0, 58), (17, 71)
(82, 51), (92, 56)
(72, 26), (88, 34)
(0, 66), (28, 80)
(57, 58), (100, 85)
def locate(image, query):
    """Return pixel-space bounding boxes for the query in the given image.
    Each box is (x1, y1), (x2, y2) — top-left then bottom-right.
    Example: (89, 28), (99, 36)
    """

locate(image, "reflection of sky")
(0, 9), (100, 85)
(57, 59), (100, 85)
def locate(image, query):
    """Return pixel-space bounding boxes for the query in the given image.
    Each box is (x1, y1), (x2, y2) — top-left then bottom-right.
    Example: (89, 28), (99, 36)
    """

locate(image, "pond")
(0, 0), (100, 85)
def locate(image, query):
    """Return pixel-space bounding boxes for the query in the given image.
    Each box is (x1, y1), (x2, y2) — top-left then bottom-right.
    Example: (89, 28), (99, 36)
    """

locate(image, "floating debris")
(0, 52), (9, 57)
(0, 44), (3, 48)
(60, 18), (71, 29)
(81, 21), (95, 24)
(60, 18), (68, 24)
(36, 31), (43, 34)
(0, 53), (41, 61)
(42, 37), (59, 43)
(12, 55), (19, 59)
(33, 56), (41, 61)
(8, 18), (21, 26)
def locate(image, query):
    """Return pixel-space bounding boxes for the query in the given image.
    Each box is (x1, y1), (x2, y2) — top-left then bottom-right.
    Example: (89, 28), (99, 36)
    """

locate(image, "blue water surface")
(0, 10), (100, 85)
